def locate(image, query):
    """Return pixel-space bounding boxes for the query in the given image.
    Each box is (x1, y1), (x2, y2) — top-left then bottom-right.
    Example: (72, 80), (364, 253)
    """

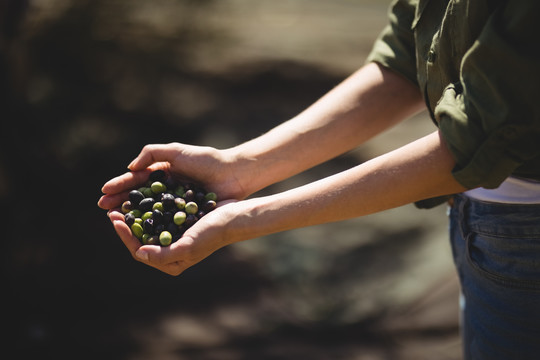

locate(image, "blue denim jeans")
(450, 194), (540, 359)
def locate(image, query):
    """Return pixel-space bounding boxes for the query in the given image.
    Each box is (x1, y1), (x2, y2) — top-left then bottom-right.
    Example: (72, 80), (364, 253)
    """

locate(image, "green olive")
(174, 185), (185, 197)
(131, 223), (144, 239)
(129, 209), (142, 218)
(152, 201), (164, 212)
(143, 187), (154, 198)
(173, 211), (186, 225)
(151, 181), (167, 194)
(141, 211), (153, 221)
(185, 201), (198, 215)
(205, 192), (218, 201)
(159, 231), (172, 246)
(174, 197), (186, 210)
(141, 233), (152, 245)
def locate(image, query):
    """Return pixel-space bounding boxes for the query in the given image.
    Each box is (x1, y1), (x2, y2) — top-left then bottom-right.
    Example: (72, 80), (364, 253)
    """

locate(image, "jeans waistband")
(453, 194), (540, 238)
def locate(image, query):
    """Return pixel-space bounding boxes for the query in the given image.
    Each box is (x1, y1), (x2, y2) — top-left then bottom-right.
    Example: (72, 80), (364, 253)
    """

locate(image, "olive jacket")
(366, 0), (540, 199)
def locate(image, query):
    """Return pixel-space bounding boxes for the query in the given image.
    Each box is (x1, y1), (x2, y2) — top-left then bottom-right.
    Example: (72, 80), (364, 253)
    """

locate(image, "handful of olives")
(121, 169), (217, 246)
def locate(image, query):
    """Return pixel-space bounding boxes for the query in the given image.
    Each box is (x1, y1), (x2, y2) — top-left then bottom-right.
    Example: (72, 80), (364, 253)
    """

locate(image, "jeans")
(449, 194), (540, 360)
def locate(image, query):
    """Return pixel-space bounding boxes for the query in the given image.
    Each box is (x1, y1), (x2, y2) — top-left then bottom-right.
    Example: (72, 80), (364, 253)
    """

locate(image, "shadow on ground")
(1, 1), (460, 359)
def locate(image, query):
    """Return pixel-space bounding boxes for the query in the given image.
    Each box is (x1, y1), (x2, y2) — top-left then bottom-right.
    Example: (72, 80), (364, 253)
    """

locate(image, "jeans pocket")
(465, 231), (540, 291)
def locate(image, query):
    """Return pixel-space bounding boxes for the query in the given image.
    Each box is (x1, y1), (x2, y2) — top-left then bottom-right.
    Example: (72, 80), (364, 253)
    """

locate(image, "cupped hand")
(107, 199), (239, 275)
(98, 143), (248, 210)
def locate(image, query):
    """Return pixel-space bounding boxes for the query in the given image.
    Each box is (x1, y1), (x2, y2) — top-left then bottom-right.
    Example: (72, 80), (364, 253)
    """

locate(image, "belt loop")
(458, 194), (469, 240)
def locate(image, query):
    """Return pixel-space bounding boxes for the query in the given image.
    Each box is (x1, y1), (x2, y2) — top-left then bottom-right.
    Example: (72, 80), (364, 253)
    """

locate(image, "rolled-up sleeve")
(365, 0), (418, 86)
(435, 1), (540, 189)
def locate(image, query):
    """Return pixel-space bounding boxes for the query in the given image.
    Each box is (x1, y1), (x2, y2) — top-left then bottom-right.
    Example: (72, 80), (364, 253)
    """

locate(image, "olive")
(174, 197), (186, 210)
(141, 211), (153, 221)
(141, 233), (152, 245)
(130, 223), (144, 239)
(205, 192), (218, 201)
(149, 169), (167, 182)
(164, 177), (177, 191)
(163, 211), (174, 224)
(202, 200), (217, 212)
(195, 191), (206, 202)
(159, 231), (172, 246)
(129, 190), (144, 207)
(152, 201), (164, 212)
(183, 189), (195, 202)
(185, 201), (198, 215)
(142, 187), (154, 198)
(134, 218), (143, 225)
(121, 200), (133, 214)
(166, 222), (178, 235)
(124, 212), (136, 226)
(129, 209), (142, 218)
(151, 181), (167, 194)
(184, 214), (198, 227)
(161, 193), (176, 211)
(152, 209), (164, 224)
(173, 211), (186, 225)
(147, 235), (160, 246)
(197, 210), (206, 219)
(139, 197), (156, 212)
(143, 218), (154, 234)
(174, 185), (185, 197)
(154, 224), (165, 235)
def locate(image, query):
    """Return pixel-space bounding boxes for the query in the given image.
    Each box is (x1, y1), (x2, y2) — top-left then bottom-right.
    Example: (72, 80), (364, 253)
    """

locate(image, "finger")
(101, 170), (152, 195)
(98, 191), (130, 210)
(136, 236), (195, 265)
(109, 211), (142, 257)
(134, 242), (189, 276)
(128, 143), (180, 171)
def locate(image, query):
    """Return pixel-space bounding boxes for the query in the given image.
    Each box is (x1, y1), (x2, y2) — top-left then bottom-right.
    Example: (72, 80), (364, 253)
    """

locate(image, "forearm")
(226, 130), (467, 243)
(226, 62), (425, 196)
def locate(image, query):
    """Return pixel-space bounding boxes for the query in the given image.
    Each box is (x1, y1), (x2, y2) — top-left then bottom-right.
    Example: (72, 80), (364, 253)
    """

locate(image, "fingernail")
(136, 250), (148, 261)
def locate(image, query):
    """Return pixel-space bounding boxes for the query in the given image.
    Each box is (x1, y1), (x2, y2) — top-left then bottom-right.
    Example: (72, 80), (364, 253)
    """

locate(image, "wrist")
(222, 146), (263, 198)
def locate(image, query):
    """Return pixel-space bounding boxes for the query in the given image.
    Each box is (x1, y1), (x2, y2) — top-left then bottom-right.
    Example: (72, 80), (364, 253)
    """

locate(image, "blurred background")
(1, 0), (461, 359)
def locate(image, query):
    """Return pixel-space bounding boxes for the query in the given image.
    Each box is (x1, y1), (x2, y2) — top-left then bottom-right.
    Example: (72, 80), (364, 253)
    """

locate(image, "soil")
(1, 1), (461, 359)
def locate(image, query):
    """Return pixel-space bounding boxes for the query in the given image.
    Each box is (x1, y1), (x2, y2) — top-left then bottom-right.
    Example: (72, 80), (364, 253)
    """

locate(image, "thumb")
(128, 143), (181, 171)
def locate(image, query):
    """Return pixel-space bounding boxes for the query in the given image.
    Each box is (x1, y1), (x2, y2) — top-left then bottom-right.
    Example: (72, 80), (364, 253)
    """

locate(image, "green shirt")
(367, 0), (540, 190)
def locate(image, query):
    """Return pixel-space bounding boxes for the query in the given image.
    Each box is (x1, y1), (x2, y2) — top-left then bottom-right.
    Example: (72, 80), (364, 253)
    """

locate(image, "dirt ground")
(1, 1), (462, 359)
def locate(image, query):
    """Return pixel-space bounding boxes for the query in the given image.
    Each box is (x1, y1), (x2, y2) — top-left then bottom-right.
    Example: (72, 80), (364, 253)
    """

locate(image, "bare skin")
(98, 63), (467, 275)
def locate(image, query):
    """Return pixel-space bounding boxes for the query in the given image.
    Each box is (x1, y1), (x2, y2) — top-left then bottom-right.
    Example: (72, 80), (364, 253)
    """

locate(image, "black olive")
(143, 218), (154, 234)
(163, 211), (174, 224)
(154, 224), (165, 236)
(128, 190), (145, 207)
(195, 191), (206, 203)
(183, 189), (195, 202)
(202, 200), (217, 212)
(138, 197), (156, 212)
(166, 222), (178, 235)
(124, 213), (136, 226)
(184, 214), (198, 228)
(161, 193), (176, 211)
(148, 169), (167, 183)
(152, 209), (164, 224)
